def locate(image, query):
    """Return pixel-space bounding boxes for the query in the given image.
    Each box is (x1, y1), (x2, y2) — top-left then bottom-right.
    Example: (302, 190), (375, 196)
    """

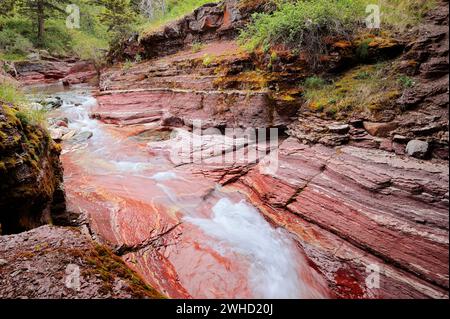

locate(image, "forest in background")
(0, 0), (213, 61)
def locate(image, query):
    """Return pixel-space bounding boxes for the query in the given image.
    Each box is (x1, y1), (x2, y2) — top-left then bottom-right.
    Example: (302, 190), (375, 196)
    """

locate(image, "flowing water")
(30, 84), (329, 299)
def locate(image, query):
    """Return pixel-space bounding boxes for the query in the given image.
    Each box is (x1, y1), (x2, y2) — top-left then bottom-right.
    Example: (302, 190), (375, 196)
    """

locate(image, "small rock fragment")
(406, 140), (429, 159)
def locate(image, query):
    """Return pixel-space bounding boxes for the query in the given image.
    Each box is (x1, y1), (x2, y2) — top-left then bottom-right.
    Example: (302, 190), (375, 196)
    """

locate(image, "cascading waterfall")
(185, 198), (315, 299)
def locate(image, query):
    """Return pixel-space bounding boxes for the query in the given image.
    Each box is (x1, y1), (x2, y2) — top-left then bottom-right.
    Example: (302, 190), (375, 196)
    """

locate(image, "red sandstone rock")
(221, 138), (449, 298)
(363, 121), (399, 137)
(13, 59), (97, 86)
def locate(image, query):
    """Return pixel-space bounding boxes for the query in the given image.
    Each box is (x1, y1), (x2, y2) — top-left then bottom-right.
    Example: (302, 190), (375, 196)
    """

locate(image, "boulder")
(406, 140), (429, 159)
(363, 121), (399, 137)
(49, 127), (67, 140)
(72, 131), (93, 143)
(43, 97), (63, 109)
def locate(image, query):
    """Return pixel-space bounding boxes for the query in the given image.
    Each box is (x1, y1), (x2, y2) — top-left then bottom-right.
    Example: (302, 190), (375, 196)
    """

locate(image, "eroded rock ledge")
(0, 226), (164, 299)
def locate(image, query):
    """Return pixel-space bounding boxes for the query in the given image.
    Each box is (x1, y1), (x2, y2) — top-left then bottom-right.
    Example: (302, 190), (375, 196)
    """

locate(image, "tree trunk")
(37, 0), (45, 47)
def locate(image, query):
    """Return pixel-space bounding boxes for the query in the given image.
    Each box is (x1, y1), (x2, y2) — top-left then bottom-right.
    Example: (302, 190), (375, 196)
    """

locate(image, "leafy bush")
(122, 59), (134, 70)
(239, 0), (438, 64)
(398, 75), (415, 88)
(0, 29), (33, 55)
(239, 0), (366, 61)
(139, 0), (216, 35)
(0, 2), (109, 58)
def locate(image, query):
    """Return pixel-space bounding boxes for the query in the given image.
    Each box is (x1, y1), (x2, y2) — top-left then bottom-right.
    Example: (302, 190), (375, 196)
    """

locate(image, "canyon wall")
(95, 0), (449, 298)
(0, 102), (65, 234)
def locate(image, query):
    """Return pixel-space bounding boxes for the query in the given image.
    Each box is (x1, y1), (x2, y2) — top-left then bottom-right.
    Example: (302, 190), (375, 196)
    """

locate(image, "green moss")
(202, 54), (215, 67)
(0, 161), (6, 172)
(304, 63), (403, 119)
(84, 244), (165, 299)
(303, 76), (327, 89)
(192, 41), (204, 53)
(214, 69), (270, 90)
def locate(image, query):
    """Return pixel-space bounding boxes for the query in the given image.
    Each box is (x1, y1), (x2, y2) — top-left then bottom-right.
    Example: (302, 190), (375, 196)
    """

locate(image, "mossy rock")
(0, 103), (64, 234)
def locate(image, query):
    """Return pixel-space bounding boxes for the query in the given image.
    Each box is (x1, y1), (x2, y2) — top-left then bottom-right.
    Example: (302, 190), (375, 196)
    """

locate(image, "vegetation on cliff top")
(139, 0), (217, 36)
(303, 62), (405, 119)
(239, 0), (437, 56)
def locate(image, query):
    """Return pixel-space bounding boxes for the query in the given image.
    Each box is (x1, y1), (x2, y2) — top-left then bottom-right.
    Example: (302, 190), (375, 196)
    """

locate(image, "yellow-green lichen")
(303, 62), (403, 119)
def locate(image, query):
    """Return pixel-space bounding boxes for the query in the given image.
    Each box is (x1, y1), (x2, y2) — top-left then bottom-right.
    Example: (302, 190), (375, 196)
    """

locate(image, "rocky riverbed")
(0, 0), (448, 299)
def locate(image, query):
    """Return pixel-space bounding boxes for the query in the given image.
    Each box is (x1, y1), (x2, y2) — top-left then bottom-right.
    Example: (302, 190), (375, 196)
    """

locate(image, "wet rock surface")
(87, 0), (449, 299)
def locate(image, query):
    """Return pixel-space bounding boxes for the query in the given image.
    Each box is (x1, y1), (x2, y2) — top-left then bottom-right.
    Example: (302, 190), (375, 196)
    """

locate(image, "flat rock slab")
(0, 225), (163, 299)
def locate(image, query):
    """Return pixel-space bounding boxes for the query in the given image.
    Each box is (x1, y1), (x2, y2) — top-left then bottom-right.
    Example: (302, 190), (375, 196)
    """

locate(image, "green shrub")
(0, 2), (109, 58)
(398, 75), (415, 88)
(356, 38), (373, 60)
(239, 0), (366, 62)
(0, 29), (33, 55)
(0, 83), (47, 127)
(16, 107), (48, 127)
(134, 54), (142, 63)
(239, 0), (437, 64)
(355, 70), (371, 80)
(139, 0), (216, 36)
(303, 76), (327, 89)
(379, 0), (437, 31)
(202, 54), (214, 67)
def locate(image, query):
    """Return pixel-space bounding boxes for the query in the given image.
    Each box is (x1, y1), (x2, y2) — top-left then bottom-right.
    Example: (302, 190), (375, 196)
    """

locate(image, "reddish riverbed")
(38, 85), (330, 299)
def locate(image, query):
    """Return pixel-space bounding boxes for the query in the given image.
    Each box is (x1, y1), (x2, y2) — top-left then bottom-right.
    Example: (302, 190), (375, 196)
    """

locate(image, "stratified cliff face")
(0, 103), (65, 234)
(95, 0), (449, 298)
(108, 0), (281, 63)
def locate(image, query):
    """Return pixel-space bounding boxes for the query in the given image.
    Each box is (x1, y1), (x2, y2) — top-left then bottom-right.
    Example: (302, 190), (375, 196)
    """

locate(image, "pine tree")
(0, 0), (16, 16)
(98, 0), (137, 40)
(13, 0), (72, 46)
